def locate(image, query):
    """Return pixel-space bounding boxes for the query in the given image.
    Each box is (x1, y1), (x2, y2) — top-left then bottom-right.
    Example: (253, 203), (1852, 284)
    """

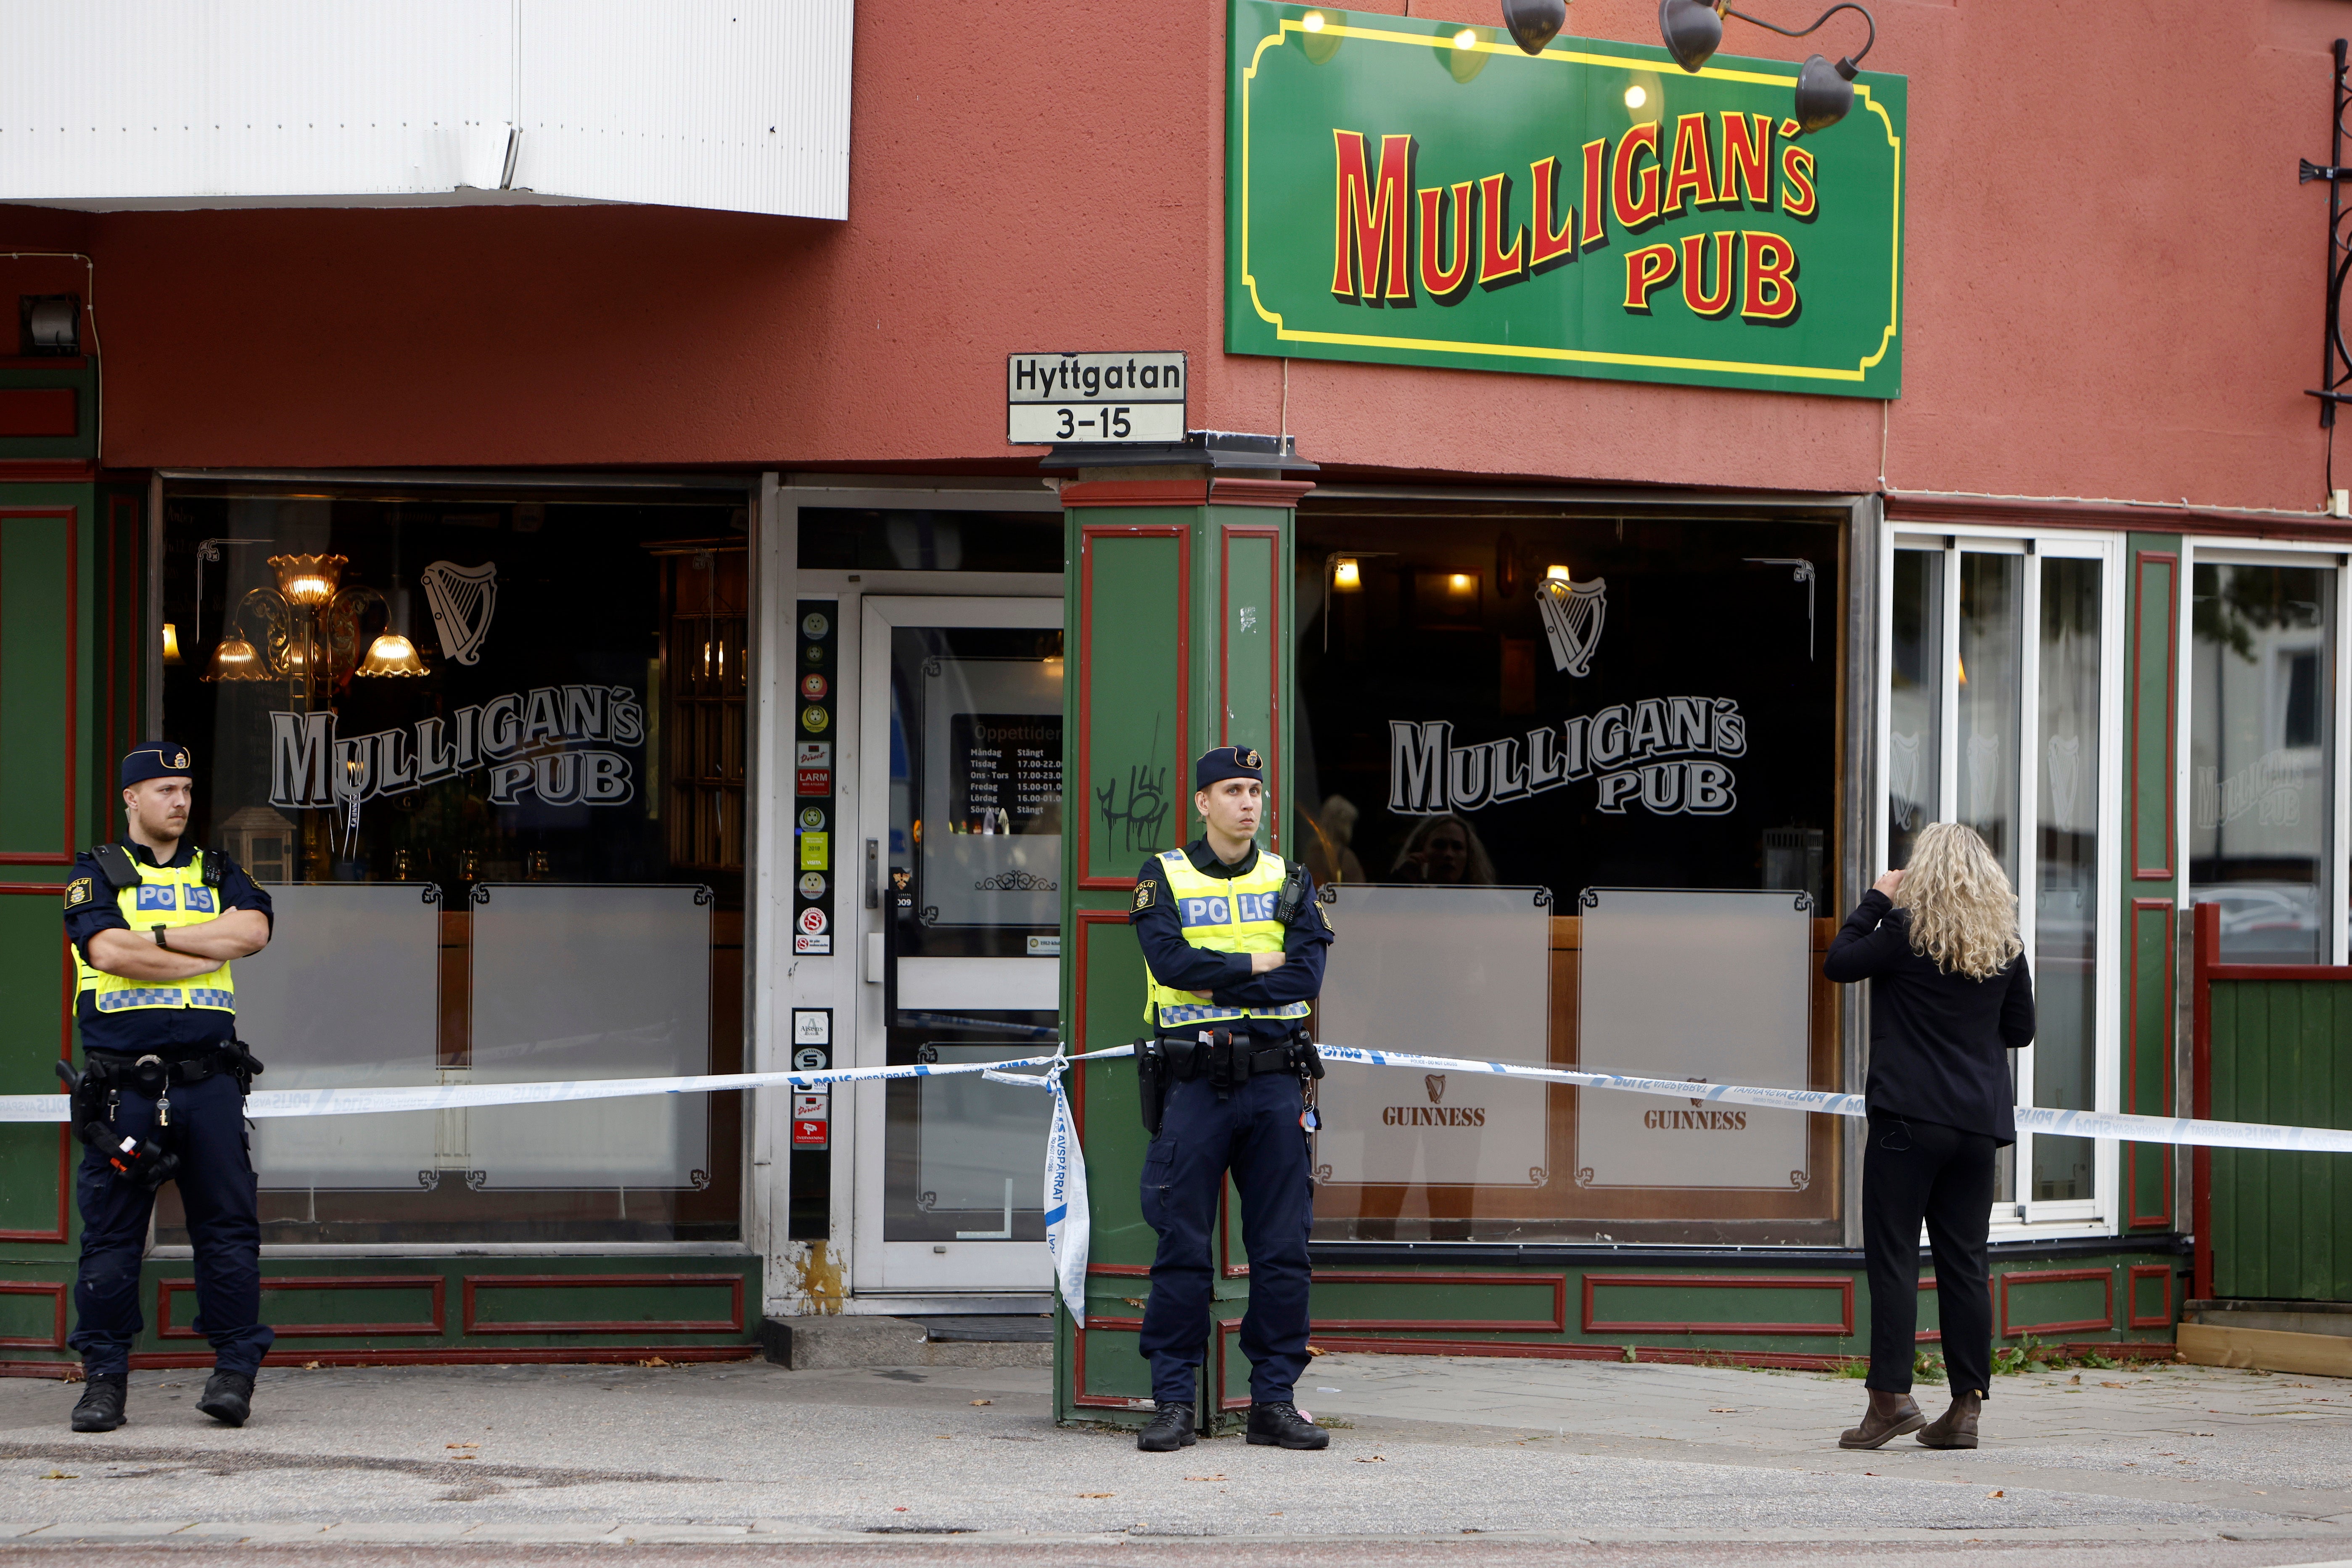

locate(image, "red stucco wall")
(0, 0), (2342, 512)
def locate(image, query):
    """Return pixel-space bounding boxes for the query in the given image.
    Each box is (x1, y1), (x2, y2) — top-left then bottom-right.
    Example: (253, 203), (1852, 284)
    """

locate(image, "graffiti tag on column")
(1097, 715), (1172, 854)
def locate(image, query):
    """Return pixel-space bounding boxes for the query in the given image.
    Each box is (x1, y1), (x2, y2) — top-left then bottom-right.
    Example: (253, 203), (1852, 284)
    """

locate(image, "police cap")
(1194, 746), (1265, 791)
(120, 741), (194, 789)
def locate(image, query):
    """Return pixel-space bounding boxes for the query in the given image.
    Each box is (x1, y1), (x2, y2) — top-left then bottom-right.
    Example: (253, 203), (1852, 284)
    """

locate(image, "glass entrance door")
(853, 597), (1065, 1291)
(1882, 533), (2122, 1228)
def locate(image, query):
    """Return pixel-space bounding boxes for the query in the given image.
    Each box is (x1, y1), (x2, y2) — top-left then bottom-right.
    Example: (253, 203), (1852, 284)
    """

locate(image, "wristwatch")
(151, 925), (170, 950)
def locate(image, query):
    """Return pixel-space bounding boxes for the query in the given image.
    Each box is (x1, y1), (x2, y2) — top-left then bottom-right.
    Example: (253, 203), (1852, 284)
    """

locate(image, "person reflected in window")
(1388, 813), (1497, 885)
(1301, 793), (1367, 888)
(1823, 822), (2035, 1453)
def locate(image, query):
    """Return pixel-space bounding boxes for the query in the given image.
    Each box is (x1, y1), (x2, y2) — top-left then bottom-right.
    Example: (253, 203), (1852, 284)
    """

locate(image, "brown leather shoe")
(1917, 1390), (1981, 1449)
(1837, 1388), (1925, 1449)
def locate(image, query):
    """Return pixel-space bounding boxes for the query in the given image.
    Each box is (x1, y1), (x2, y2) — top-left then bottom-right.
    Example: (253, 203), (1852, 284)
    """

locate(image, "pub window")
(154, 483), (751, 1245)
(2190, 557), (2339, 966)
(1882, 533), (2120, 1223)
(1296, 506), (1845, 1245)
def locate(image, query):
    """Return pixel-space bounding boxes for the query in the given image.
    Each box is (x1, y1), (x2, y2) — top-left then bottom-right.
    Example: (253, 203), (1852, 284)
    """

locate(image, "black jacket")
(1128, 839), (1332, 1042)
(1823, 889), (2035, 1144)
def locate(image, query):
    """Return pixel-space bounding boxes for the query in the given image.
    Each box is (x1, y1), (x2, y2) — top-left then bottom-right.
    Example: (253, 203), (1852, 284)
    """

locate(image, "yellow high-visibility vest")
(1143, 848), (1311, 1030)
(71, 850), (236, 1017)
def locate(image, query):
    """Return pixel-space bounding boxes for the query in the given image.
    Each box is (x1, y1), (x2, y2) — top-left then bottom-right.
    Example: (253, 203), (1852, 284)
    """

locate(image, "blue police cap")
(1194, 746), (1265, 791)
(121, 741), (194, 789)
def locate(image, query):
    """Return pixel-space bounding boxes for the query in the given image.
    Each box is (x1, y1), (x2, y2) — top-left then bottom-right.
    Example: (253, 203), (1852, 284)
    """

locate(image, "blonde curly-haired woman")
(1823, 822), (2035, 1451)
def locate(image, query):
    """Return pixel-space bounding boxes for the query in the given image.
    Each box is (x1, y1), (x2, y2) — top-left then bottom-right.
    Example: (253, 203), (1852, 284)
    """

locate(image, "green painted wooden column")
(1049, 436), (1311, 1430)
(0, 340), (131, 1360)
(2122, 534), (2182, 1236)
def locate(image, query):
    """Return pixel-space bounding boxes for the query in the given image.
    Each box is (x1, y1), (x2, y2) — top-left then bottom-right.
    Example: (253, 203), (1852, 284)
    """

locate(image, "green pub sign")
(1225, 0), (1906, 397)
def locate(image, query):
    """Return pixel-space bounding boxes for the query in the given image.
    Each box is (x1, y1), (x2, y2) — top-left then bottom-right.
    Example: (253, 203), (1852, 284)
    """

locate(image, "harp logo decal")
(1535, 576), (1607, 677)
(421, 561), (498, 666)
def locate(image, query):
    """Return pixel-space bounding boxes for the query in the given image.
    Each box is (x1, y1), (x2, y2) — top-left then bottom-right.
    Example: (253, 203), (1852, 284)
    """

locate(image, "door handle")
(865, 838), (880, 910)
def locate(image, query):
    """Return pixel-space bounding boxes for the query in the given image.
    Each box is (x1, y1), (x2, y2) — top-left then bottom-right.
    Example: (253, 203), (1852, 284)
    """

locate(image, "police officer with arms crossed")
(1127, 746), (1334, 1454)
(58, 743), (275, 1432)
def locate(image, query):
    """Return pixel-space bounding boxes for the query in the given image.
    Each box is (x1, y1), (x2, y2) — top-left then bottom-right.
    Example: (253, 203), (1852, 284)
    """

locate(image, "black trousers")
(69, 1072), (274, 1377)
(1862, 1113), (1994, 1398)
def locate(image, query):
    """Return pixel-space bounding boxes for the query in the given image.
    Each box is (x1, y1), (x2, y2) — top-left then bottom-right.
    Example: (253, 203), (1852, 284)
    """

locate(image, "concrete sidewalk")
(0, 1351), (2346, 1560)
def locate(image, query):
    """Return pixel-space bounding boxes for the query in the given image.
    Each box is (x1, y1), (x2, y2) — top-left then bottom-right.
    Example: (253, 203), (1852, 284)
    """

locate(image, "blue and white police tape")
(0, 1044), (1133, 1330)
(13, 1037), (2352, 1325)
(1311, 1044), (2352, 1156)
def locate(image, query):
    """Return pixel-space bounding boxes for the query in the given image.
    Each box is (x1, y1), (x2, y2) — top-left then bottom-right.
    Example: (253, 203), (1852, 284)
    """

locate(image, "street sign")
(1007, 351), (1186, 444)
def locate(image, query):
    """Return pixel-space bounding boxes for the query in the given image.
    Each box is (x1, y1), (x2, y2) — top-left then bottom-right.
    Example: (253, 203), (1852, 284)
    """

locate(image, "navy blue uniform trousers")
(1136, 1069), (1313, 1406)
(69, 1072), (274, 1376)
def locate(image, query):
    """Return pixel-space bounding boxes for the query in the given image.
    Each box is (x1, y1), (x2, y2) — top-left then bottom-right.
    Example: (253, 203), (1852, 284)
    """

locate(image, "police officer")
(1127, 746), (1334, 1453)
(59, 743), (275, 1432)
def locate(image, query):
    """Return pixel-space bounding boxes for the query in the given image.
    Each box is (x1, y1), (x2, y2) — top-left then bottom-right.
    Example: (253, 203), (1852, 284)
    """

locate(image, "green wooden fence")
(2193, 901), (2352, 1303)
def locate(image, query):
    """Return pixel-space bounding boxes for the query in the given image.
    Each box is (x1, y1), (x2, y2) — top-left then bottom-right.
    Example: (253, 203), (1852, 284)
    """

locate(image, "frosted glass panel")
(1576, 888), (1810, 1191)
(240, 883), (441, 1190)
(913, 1044), (1053, 1224)
(467, 883), (711, 1189)
(1313, 885), (1551, 1188)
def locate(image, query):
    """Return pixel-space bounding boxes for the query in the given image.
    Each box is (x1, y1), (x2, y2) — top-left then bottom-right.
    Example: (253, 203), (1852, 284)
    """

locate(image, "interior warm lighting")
(1956, 654), (1969, 687)
(1302, 8), (1325, 30)
(1448, 572), (1476, 595)
(1544, 563), (1571, 583)
(201, 630), (270, 682)
(160, 623), (182, 665)
(357, 632), (428, 677)
(1625, 84), (1648, 109)
(1332, 557), (1363, 591)
(268, 553), (347, 607)
(1452, 26), (1478, 48)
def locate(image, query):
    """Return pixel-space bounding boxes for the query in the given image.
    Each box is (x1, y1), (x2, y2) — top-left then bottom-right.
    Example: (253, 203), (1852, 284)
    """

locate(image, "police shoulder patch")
(63, 878), (93, 909)
(1132, 879), (1156, 911)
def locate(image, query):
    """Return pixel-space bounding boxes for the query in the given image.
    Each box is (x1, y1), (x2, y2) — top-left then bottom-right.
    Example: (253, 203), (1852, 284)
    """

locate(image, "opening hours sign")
(1225, 1), (1906, 398)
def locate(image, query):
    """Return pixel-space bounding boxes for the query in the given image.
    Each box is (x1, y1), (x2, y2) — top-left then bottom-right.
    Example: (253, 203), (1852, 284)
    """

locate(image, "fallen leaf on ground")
(1353, 1454), (1387, 1462)
(1986, 1490), (2005, 1499)
(637, 1356), (671, 1368)
(2101, 1380), (2129, 1388)
(2069, 1374), (2081, 1384)
(1184, 1475), (1226, 1482)
(1709, 1407), (1740, 1413)
(302, 1362), (321, 1371)
(41, 1471), (75, 1481)
(447, 1443), (478, 1449)
(893, 1507), (908, 1512)
(1307, 1345), (1325, 1356)
(970, 1399), (991, 1406)
(1076, 1492), (1115, 1499)
(452, 1455), (476, 1461)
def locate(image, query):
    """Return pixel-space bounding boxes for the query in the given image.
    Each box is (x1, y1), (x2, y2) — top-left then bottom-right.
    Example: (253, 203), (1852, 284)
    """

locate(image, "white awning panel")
(0, 0), (851, 219)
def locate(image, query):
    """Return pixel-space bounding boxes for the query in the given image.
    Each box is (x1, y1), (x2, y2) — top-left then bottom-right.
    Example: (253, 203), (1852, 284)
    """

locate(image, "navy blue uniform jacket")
(1129, 839), (1333, 1042)
(62, 840), (274, 1057)
(1823, 888), (2035, 1144)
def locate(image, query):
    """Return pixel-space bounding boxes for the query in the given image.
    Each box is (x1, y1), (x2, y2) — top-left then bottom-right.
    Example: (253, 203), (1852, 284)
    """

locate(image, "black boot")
(1136, 1401), (1196, 1452)
(70, 1373), (126, 1433)
(196, 1370), (254, 1427)
(1247, 1400), (1330, 1450)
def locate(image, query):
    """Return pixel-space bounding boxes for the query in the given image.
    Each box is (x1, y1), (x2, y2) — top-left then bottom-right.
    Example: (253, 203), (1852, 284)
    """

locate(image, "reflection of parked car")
(2203, 883), (2326, 964)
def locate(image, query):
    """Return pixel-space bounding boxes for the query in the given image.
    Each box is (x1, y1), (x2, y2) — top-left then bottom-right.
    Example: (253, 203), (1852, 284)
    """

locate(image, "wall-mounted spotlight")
(1332, 556), (1363, 591)
(1653, 0), (1875, 132)
(1501, 0), (1567, 54)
